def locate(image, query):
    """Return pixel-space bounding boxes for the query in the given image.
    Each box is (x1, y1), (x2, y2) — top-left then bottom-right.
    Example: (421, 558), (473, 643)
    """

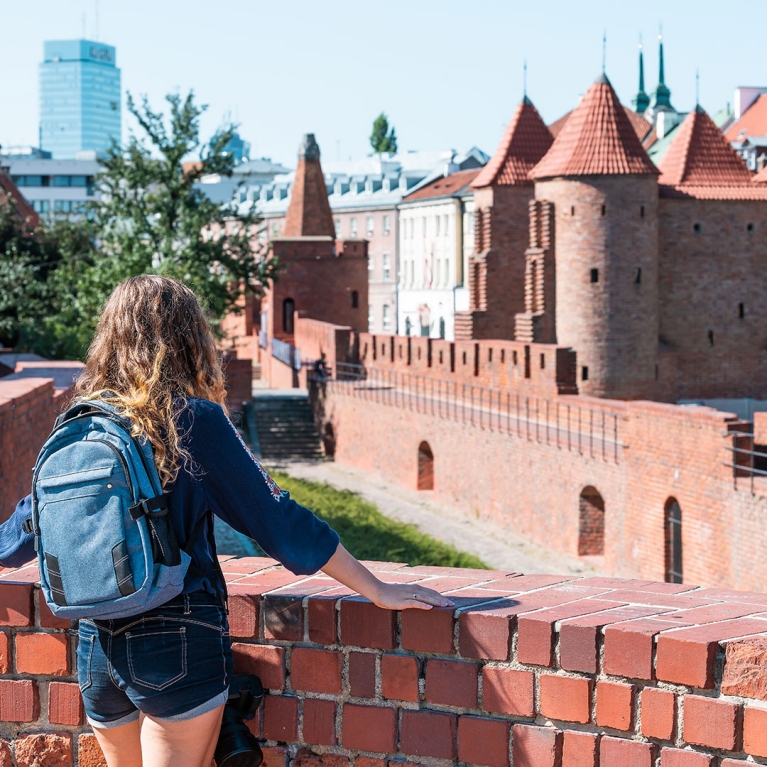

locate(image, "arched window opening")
(417, 441), (434, 491)
(578, 486), (605, 556)
(665, 498), (683, 584)
(282, 298), (295, 334)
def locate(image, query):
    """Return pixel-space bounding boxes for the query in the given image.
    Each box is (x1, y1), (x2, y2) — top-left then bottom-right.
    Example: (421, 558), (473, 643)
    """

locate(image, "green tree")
(83, 90), (277, 329)
(369, 112), (398, 154)
(4, 90), (278, 359)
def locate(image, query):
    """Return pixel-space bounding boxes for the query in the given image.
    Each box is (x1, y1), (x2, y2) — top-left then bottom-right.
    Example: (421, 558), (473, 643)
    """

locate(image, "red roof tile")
(549, 110), (572, 139)
(753, 164), (767, 184)
(624, 108), (653, 143)
(0, 170), (39, 229)
(404, 168), (481, 202)
(472, 97), (553, 188)
(550, 106), (651, 145)
(724, 94), (767, 143)
(658, 107), (754, 189)
(532, 75), (658, 179)
(659, 184), (767, 200)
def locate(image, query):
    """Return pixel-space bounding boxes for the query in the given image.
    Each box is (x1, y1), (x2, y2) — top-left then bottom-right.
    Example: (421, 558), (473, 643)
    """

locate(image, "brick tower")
(529, 74), (660, 399)
(454, 97), (553, 340)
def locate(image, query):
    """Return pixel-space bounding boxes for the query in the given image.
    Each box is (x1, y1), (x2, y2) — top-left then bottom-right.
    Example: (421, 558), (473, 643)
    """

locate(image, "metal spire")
(632, 36), (650, 114)
(523, 59), (527, 97)
(602, 30), (607, 73)
(658, 26), (665, 85)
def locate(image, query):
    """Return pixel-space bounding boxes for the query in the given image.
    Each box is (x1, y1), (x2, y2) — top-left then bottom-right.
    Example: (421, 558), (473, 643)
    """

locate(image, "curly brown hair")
(74, 275), (229, 487)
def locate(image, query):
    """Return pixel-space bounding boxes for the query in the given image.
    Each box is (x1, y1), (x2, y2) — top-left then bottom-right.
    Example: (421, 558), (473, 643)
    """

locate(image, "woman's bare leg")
(140, 703), (224, 767)
(89, 717), (142, 767)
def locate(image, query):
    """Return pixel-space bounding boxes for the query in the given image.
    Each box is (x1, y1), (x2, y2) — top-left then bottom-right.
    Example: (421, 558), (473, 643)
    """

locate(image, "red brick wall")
(468, 185), (534, 340)
(314, 380), (767, 590)
(3, 558), (767, 765)
(0, 378), (72, 524)
(358, 334), (577, 397)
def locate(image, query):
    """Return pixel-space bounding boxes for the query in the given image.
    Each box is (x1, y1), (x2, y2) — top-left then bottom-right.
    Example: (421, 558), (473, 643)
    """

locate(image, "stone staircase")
(252, 393), (324, 461)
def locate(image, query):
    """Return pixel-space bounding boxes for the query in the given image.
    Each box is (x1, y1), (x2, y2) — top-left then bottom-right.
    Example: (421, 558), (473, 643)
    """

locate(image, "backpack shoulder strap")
(54, 399), (128, 430)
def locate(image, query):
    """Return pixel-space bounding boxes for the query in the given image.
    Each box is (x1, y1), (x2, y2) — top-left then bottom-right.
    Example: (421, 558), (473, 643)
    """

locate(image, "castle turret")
(530, 74), (660, 399)
(454, 97), (553, 340)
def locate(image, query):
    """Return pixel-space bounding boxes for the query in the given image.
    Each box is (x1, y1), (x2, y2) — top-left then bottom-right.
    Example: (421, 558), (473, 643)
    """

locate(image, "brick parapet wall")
(313, 382), (767, 590)
(2, 559), (767, 765)
(0, 378), (74, 524)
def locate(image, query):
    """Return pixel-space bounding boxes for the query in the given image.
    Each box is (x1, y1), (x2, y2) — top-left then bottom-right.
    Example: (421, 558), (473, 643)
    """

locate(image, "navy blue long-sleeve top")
(0, 397), (340, 597)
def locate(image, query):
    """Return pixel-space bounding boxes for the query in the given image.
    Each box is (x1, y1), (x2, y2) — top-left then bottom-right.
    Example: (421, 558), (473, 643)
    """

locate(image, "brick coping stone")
(2, 557), (767, 765)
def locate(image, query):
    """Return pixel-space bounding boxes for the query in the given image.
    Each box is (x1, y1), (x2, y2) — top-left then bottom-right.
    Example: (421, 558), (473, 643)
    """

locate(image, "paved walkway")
(268, 459), (605, 576)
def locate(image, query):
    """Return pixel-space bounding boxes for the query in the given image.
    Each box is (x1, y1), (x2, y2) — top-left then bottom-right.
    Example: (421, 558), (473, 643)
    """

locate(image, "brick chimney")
(283, 133), (335, 237)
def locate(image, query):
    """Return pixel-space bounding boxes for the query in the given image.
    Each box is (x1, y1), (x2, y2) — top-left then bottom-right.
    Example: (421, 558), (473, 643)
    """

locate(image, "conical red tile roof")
(658, 107), (754, 187)
(531, 74), (658, 179)
(284, 134), (335, 238)
(472, 97), (553, 188)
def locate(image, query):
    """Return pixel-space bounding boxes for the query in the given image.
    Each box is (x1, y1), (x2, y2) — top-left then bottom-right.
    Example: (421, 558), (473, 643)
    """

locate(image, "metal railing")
(726, 433), (767, 493)
(311, 362), (622, 463)
(271, 338), (301, 370)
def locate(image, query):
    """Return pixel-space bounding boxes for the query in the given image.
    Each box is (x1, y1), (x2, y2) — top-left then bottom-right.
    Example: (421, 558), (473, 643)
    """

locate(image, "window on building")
(590, 268), (599, 283)
(32, 200), (50, 213)
(335, 218), (342, 236)
(664, 498), (683, 584)
(52, 176), (72, 187)
(739, 303), (745, 319)
(443, 215), (449, 236)
(282, 298), (295, 334)
(582, 366), (589, 381)
(368, 253), (374, 273)
(54, 200), (71, 213)
(383, 215), (391, 235)
(271, 223), (279, 237)
(368, 305), (375, 332)
(436, 216), (441, 236)
(410, 219), (415, 239)
(422, 217), (427, 238)
(366, 216), (374, 236)
(382, 253), (391, 281)
(578, 487), (605, 556)
(350, 217), (357, 238)
(351, 291), (359, 309)
(382, 305), (392, 331)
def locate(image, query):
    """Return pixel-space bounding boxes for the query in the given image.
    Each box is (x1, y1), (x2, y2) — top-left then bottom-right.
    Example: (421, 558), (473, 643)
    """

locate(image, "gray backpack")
(27, 400), (199, 619)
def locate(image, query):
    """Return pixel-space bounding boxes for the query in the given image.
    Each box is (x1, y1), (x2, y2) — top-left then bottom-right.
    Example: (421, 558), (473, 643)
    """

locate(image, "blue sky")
(1, 1), (762, 167)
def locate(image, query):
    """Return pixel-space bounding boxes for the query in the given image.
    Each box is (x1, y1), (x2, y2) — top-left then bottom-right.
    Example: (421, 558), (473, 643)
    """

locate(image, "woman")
(0, 275), (451, 767)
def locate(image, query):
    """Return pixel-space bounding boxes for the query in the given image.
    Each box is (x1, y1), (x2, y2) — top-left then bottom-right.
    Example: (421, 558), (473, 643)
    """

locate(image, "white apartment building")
(397, 168), (479, 341)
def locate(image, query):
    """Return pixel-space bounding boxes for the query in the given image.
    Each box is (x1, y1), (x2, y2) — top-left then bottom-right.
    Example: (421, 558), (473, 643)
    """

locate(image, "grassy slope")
(271, 471), (488, 569)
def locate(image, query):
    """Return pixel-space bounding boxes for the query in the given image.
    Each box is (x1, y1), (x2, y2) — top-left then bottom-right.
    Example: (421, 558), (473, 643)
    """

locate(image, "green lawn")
(271, 471), (489, 569)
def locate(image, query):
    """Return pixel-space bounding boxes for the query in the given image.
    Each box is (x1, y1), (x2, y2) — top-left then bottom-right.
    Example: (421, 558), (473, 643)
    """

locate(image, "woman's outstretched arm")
(322, 543), (454, 611)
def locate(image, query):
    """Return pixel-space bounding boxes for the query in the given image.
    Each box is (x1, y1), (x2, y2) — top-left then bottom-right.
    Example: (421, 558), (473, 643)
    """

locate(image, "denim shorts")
(77, 592), (232, 727)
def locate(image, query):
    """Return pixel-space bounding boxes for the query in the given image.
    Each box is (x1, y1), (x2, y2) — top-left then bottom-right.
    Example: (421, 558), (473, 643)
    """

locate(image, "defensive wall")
(255, 318), (767, 592)
(4, 559), (767, 765)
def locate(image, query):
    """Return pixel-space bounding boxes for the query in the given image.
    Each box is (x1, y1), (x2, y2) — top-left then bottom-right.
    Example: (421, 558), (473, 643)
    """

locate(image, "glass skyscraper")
(39, 39), (121, 159)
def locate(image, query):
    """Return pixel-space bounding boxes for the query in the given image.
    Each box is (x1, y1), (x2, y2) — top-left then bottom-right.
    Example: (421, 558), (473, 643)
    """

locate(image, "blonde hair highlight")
(74, 275), (229, 487)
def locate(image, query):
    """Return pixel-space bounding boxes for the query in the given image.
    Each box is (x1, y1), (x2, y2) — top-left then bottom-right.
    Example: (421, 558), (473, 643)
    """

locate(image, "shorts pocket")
(76, 631), (95, 692)
(126, 627), (187, 691)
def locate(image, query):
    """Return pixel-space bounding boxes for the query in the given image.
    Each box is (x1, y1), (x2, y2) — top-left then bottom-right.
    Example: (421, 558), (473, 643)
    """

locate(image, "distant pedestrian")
(313, 352), (329, 379)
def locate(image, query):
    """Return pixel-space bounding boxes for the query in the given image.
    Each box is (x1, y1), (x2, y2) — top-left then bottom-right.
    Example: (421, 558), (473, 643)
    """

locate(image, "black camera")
(214, 674), (265, 767)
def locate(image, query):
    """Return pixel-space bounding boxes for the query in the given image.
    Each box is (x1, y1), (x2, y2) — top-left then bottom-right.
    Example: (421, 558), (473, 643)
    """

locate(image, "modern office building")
(40, 39), (121, 159)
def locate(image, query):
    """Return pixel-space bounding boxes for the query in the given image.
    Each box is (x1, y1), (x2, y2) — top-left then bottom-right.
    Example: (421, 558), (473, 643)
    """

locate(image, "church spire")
(649, 28), (674, 112)
(632, 38), (650, 114)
